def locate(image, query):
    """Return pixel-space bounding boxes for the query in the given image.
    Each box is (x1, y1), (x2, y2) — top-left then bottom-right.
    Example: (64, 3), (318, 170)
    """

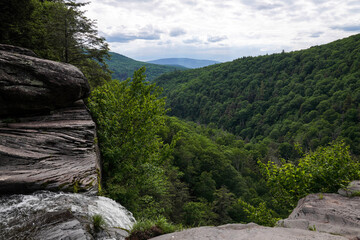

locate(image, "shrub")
(259, 141), (360, 211)
(127, 217), (182, 240)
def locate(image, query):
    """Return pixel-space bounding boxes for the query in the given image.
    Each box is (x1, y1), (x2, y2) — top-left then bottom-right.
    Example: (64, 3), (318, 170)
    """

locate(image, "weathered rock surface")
(0, 100), (99, 194)
(0, 46), (89, 116)
(149, 223), (348, 240)
(278, 190), (360, 239)
(0, 191), (136, 240)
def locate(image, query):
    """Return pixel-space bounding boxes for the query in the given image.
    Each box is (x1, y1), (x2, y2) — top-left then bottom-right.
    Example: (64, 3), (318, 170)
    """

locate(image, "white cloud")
(170, 27), (187, 37)
(81, 0), (360, 61)
(183, 37), (203, 44)
(208, 35), (228, 43)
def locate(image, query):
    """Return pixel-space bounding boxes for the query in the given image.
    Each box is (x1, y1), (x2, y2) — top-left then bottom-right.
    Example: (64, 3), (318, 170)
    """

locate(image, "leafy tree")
(259, 141), (360, 211)
(232, 199), (279, 227)
(36, 0), (111, 88)
(182, 201), (216, 226)
(0, 0), (35, 47)
(212, 186), (235, 224)
(88, 67), (170, 217)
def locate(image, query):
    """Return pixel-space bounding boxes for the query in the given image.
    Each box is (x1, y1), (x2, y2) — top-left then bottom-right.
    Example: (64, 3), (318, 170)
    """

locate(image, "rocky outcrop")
(0, 46), (99, 194)
(278, 188), (360, 239)
(0, 191), (136, 240)
(0, 45), (89, 117)
(0, 45), (136, 239)
(0, 100), (99, 194)
(149, 223), (348, 240)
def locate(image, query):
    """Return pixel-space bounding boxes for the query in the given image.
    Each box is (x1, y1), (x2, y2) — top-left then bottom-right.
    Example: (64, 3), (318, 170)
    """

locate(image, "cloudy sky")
(81, 0), (360, 62)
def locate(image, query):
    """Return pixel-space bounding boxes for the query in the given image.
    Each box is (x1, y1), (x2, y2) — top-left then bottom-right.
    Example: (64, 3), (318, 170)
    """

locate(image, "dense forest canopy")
(155, 34), (360, 156)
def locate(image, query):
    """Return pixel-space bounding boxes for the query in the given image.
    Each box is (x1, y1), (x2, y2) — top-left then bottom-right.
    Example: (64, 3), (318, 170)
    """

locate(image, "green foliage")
(107, 52), (186, 82)
(157, 116), (273, 226)
(92, 214), (106, 232)
(350, 191), (360, 197)
(0, 0), (36, 48)
(88, 67), (171, 218)
(234, 199), (280, 227)
(182, 201), (216, 226)
(308, 225), (317, 231)
(73, 180), (79, 193)
(130, 216), (182, 235)
(259, 141), (360, 210)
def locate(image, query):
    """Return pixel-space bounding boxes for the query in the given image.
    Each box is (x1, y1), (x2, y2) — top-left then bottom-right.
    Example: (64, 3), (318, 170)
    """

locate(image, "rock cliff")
(0, 45), (99, 194)
(0, 100), (99, 194)
(0, 45), (135, 239)
(0, 44), (89, 117)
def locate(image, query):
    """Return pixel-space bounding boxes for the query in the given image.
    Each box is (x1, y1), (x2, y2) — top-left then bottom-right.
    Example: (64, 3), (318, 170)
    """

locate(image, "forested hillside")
(107, 52), (186, 81)
(89, 68), (359, 228)
(155, 34), (360, 155)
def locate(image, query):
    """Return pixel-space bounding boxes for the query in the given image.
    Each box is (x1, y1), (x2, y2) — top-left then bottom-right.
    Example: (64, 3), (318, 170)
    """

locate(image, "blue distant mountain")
(147, 58), (220, 69)
(106, 52), (186, 81)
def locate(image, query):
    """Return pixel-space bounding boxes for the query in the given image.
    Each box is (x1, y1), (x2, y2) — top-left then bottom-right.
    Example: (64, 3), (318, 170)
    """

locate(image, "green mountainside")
(155, 34), (360, 155)
(106, 52), (186, 81)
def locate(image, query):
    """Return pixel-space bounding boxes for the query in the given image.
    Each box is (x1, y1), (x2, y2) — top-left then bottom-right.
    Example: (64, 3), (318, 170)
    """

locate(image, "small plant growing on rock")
(350, 191), (360, 197)
(92, 214), (106, 232)
(318, 193), (324, 200)
(308, 225), (317, 231)
(126, 216), (182, 240)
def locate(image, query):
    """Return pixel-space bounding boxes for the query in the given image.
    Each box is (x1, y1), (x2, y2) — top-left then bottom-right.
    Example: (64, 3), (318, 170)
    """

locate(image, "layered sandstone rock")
(0, 45), (99, 194)
(0, 100), (99, 194)
(0, 44), (89, 117)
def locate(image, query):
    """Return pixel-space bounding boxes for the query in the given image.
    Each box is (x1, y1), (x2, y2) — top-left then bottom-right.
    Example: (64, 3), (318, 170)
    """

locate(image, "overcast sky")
(80, 0), (360, 62)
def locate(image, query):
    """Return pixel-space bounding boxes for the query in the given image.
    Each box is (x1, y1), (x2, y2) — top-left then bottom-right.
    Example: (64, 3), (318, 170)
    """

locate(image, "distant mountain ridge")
(106, 52), (186, 81)
(147, 58), (220, 69)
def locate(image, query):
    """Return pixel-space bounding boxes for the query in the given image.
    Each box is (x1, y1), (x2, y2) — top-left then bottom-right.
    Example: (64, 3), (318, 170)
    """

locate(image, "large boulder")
(0, 191), (136, 240)
(0, 100), (100, 194)
(149, 223), (348, 240)
(278, 189), (360, 239)
(0, 45), (90, 117)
